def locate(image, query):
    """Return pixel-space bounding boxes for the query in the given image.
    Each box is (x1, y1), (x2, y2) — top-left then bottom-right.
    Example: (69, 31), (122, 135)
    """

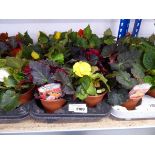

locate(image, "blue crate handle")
(132, 19), (142, 37)
(117, 19), (130, 40)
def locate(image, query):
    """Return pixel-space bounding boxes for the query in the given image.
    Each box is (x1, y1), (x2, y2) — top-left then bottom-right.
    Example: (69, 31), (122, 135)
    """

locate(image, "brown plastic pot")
(19, 86), (35, 105)
(84, 93), (106, 107)
(147, 89), (155, 98)
(41, 98), (66, 113)
(121, 97), (141, 110)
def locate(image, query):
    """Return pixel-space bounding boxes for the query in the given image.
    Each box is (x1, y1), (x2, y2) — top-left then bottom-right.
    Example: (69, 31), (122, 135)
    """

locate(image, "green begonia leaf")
(0, 90), (19, 112)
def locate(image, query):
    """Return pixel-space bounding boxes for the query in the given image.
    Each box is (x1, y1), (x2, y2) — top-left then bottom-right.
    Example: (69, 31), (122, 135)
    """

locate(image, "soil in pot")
(147, 88), (155, 98)
(41, 98), (66, 113)
(121, 97), (142, 110)
(19, 86), (35, 105)
(84, 93), (106, 107)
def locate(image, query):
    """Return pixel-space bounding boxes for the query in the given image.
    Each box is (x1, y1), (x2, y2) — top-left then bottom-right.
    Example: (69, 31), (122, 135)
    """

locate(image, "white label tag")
(68, 104), (87, 113)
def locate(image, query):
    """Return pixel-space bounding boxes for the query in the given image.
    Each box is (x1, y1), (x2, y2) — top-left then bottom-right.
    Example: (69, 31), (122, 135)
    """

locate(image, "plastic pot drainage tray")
(0, 102), (30, 123)
(30, 99), (111, 122)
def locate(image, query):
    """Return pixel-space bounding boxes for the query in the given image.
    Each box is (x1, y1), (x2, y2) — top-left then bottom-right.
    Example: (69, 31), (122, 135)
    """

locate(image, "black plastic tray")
(30, 99), (111, 122)
(0, 101), (31, 123)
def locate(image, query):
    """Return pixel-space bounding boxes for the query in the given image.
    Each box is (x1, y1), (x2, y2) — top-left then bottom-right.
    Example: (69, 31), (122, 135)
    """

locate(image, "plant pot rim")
(147, 88), (155, 97)
(149, 88), (155, 91)
(129, 96), (143, 101)
(41, 98), (65, 102)
(87, 92), (106, 98)
(21, 85), (35, 96)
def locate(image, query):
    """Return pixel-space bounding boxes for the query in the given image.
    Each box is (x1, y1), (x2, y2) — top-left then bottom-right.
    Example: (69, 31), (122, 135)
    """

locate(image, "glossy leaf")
(84, 25), (92, 39)
(101, 45), (115, 58)
(131, 63), (145, 81)
(76, 37), (88, 49)
(89, 34), (101, 48)
(76, 85), (88, 100)
(104, 28), (113, 36)
(21, 45), (33, 59)
(143, 75), (155, 88)
(54, 71), (74, 95)
(91, 73), (110, 91)
(38, 31), (49, 44)
(69, 32), (77, 42)
(29, 61), (53, 85)
(0, 59), (6, 67)
(116, 71), (138, 89)
(6, 57), (25, 71)
(0, 90), (19, 112)
(86, 82), (96, 95)
(24, 31), (33, 45)
(48, 52), (64, 64)
(117, 49), (142, 69)
(18, 32), (33, 45)
(108, 89), (129, 105)
(3, 76), (17, 88)
(79, 76), (91, 90)
(143, 51), (155, 70)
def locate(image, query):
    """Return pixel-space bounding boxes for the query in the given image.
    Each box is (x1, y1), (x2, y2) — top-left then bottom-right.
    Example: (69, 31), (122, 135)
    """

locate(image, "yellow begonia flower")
(73, 61), (91, 77)
(31, 51), (40, 59)
(54, 32), (61, 40)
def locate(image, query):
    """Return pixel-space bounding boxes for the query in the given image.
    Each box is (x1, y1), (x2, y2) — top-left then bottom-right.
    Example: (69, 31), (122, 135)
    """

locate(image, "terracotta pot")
(147, 89), (155, 98)
(84, 93), (106, 107)
(19, 86), (35, 105)
(41, 98), (66, 113)
(121, 97), (141, 110)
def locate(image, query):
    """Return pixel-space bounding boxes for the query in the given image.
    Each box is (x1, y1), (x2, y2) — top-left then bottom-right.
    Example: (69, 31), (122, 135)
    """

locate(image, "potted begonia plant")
(115, 34), (155, 98)
(72, 61), (110, 107)
(107, 36), (151, 110)
(0, 57), (34, 112)
(29, 60), (74, 113)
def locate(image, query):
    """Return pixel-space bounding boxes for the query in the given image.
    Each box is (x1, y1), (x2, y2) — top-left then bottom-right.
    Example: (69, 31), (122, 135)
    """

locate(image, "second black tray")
(0, 101), (31, 123)
(30, 99), (111, 122)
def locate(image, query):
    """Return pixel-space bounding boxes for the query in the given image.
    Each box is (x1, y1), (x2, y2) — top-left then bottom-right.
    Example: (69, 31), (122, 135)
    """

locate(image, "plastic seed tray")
(30, 99), (111, 122)
(0, 101), (31, 123)
(111, 95), (155, 120)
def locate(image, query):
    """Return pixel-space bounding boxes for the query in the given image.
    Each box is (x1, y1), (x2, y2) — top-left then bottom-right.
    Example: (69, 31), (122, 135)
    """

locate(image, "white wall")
(0, 19), (118, 42)
(138, 19), (155, 37)
(0, 19), (154, 42)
